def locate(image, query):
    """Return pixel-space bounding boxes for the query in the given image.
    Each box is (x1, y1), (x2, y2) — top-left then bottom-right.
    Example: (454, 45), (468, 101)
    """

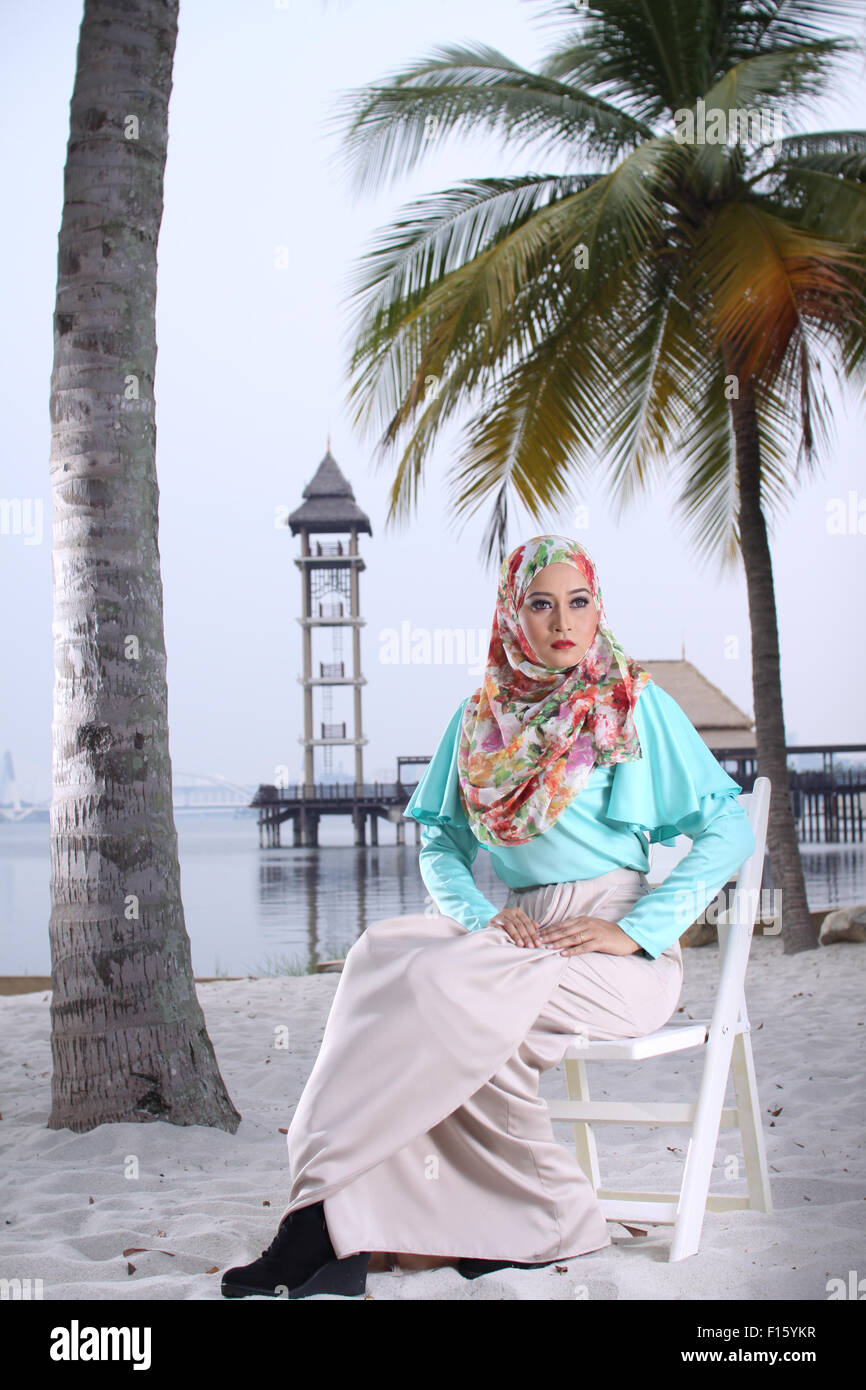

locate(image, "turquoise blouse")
(402, 681), (756, 959)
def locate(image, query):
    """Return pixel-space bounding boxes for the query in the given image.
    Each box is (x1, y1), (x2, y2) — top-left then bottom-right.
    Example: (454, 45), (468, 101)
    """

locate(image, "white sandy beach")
(1, 933), (863, 1302)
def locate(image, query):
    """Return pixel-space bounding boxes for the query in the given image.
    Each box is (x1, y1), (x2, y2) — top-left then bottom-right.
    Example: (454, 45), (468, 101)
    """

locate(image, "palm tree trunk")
(729, 374), (818, 953)
(47, 0), (241, 1131)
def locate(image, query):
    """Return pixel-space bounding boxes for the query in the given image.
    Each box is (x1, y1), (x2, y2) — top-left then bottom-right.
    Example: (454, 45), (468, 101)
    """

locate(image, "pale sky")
(2, 0), (865, 804)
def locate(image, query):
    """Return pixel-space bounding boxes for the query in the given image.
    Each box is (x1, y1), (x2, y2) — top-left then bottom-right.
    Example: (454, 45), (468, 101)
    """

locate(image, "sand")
(0, 933), (863, 1301)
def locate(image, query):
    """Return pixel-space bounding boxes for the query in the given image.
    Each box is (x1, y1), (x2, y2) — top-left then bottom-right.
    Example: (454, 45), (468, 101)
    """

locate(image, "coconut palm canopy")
(331, 0), (866, 567)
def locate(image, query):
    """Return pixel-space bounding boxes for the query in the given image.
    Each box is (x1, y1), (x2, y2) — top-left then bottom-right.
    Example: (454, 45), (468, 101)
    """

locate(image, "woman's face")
(518, 561), (598, 669)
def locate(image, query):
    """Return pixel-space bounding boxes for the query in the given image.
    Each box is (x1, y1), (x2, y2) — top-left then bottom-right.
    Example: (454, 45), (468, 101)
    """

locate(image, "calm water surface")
(1, 811), (864, 977)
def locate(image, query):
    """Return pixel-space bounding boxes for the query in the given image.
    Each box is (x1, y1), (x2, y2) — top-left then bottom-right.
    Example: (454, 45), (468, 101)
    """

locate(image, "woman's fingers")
(487, 912), (516, 945)
(490, 908), (541, 947)
(540, 915), (585, 946)
(506, 920), (528, 947)
(516, 909), (540, 946)
(539, 924), (567, 944)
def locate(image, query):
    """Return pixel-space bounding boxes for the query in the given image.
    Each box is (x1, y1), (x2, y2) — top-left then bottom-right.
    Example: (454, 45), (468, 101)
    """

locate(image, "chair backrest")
(646, 778), (771, 976)
(720, 778), (772, 933)
(644, 779), (770, 1042)
(713, 776), (771, 1028)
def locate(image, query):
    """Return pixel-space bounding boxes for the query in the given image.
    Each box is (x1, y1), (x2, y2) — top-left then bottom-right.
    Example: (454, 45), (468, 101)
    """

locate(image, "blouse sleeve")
(606, 681), (747, 846)
(606, 682), (757, 959)
(403, 700), (500, 933)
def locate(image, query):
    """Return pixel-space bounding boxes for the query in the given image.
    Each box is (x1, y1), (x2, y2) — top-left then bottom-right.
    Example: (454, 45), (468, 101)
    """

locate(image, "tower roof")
(287, 450), (372, 536)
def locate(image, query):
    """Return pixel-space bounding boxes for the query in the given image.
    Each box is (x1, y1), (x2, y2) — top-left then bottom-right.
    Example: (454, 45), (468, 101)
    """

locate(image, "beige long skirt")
(278, 866), (683, 1267)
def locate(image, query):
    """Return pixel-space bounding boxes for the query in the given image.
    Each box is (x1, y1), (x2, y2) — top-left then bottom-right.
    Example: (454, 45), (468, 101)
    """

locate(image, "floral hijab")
(456, 535), (653, 846)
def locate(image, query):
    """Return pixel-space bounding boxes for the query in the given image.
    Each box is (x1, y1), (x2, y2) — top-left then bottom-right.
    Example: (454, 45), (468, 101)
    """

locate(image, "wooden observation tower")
(251, 446), (424, 848)
(289, 446), (372, 798)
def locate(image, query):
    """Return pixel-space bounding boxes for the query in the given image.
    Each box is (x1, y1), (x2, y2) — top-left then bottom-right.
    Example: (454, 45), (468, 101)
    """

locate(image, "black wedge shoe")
(456, 1256), (558, 1280)
(221, 1201), (370, 1300)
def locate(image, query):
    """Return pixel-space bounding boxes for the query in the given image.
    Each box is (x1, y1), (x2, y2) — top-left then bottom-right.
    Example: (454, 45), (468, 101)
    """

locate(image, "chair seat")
(561, 1018), (711, 1061)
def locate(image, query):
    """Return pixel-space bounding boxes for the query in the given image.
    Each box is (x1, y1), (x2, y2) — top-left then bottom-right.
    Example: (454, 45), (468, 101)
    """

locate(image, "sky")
(1, 0), (865, 804)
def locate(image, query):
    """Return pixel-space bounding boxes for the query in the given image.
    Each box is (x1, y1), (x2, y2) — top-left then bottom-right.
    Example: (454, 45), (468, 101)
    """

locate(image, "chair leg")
(668, 1027), (738, 1262)
(563, 1057), (602, 1191)
(730, 1030), (773, 1214)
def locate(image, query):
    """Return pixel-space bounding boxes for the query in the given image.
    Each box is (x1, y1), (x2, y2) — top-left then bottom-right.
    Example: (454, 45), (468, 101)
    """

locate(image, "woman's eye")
(530, 598), (588, 610)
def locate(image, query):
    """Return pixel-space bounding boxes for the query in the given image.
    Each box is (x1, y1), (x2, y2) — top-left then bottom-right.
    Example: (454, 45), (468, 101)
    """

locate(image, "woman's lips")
(550, 640), (574, 649)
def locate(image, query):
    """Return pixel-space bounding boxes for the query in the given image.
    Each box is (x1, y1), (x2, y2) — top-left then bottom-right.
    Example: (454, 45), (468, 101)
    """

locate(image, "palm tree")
(48, 0), (240, 1131)
(331, 0), (866, 955)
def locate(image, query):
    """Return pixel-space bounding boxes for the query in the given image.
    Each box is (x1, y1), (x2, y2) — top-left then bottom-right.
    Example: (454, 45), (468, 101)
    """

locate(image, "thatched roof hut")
(639, 658), (755, 752)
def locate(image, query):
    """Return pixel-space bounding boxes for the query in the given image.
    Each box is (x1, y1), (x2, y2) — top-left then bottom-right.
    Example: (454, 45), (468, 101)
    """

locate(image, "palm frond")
(441, 330), (608, 542)
(342, 140), (683, 448)
(477, 482), (511, 572)
(721, 0), (866, 56)
(600, 264), (700, 511)
(339, 172), (602, 344)
(780, 166), (866, 242)
(686, 199), (864, 382)
(673, 354), (742, 572)
(702, 38), (858, 110)
(764, 323), (836, 476)
(772, 129), (866, 166)
(682, 42), (858, 194)
(531, 2), (712, 120)
(527, 0), (860, 116)
(325, 41), (655, 199)
(757, 131), (866, 242)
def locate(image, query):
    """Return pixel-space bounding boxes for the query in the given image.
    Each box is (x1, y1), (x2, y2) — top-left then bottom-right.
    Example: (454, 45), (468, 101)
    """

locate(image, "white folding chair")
(546, 776), (772, 1261)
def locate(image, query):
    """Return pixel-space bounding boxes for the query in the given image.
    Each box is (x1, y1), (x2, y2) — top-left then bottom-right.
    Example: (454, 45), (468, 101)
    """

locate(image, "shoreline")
(0, 909), (836, 995)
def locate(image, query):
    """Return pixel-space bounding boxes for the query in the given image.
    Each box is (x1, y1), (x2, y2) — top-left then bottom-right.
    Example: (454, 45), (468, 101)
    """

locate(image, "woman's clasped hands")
(484, 907), (642, 956)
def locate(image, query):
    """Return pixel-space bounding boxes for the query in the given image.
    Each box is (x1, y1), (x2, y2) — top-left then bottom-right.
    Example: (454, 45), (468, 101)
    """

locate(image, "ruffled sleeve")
(605, 680), (745, 846)
(607, 680), (756, 959)
(402, 699), (471, 830)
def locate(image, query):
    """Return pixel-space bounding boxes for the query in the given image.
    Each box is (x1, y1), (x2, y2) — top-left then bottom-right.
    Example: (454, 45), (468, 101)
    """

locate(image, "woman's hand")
(484, 907), (542, 948)
(536, 914), (643, 957)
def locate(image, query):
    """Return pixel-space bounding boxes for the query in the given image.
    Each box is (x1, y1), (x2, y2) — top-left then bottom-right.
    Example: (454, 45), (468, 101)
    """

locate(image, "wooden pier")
(714, 744), (866, 844)
(251, 779), (424, 848)
(252, 746), (865, 848)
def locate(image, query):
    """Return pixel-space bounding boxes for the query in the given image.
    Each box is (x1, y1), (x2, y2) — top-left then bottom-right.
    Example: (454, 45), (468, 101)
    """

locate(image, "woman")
(222, 534), (755, 1299)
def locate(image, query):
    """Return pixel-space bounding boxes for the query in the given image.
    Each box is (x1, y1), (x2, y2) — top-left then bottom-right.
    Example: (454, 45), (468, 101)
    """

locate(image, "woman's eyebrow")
(526, 587), (591, 597)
